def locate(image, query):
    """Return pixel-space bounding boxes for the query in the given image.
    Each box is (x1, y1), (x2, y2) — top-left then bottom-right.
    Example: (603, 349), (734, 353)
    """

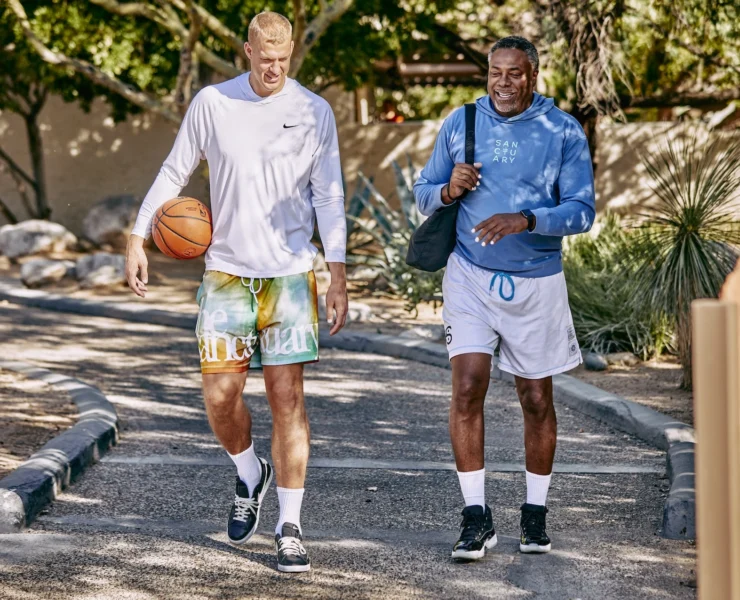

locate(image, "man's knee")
(271, 387), (305, 420)
(518, 381), (554, 422)
(452, 372), (489, 414)
(203, 373), (245, 410)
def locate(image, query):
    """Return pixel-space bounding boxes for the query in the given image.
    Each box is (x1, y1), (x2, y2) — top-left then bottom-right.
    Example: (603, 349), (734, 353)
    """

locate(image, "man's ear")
(244, 42), (252, 60)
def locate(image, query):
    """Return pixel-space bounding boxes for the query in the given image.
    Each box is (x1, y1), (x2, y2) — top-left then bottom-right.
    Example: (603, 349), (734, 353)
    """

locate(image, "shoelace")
(232, 494), (259, 523)
(278, 536), (305, 557)
(490, 272), (515, 301)
(459, 514), (485, 541)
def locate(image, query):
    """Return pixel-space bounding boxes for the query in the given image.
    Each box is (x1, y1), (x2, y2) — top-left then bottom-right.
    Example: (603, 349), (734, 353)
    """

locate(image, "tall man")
(125, 11), (348, 573)
(414, 36), (595, 560)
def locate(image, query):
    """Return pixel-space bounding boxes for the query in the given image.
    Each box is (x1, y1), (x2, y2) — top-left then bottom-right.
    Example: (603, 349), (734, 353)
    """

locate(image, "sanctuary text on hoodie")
(413, 93), (595, 278)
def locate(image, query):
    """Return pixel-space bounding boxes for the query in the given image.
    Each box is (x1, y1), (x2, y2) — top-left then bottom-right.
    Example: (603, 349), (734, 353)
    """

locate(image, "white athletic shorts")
(442, 252), (582, 379)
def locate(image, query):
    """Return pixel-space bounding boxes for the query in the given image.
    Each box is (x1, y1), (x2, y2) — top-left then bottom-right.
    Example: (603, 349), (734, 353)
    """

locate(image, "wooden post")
(693, 294), (740, 599)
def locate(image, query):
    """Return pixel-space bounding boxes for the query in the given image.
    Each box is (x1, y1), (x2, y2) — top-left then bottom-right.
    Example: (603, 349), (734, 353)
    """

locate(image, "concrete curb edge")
(0, 359), (118, 532)
(0, 277), (693, 539)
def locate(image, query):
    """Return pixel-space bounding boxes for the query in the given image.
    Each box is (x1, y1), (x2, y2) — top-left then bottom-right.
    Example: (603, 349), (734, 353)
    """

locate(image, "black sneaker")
(519, 503), (551, 553)
(227, 458), (273, 545)
(275, 522), (310, 573)
(451, 504), (497, 560)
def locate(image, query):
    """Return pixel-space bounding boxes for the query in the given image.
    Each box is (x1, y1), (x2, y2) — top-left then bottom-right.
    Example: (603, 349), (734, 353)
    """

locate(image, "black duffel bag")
(405, 103), (476, 272)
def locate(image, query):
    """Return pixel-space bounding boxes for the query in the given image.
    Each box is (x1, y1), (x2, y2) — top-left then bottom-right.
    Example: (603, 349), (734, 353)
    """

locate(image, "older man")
(126, 11), (347, 573)
(414, 36), (595, 559)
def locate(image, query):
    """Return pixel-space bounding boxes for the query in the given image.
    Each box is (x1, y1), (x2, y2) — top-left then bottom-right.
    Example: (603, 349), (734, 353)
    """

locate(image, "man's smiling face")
(487, 48), (538, 118)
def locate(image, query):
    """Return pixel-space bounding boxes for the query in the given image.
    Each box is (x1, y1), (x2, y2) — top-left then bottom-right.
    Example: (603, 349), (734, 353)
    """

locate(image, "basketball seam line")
(157, 218), (209, 247)
(162, 198), (195, 215)
(159, 214), (211, 225)
(153, 226), (179, 258)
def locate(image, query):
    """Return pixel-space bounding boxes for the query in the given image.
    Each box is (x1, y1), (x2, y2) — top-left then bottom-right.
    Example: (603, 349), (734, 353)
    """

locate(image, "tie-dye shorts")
(195, 270), (319, 373)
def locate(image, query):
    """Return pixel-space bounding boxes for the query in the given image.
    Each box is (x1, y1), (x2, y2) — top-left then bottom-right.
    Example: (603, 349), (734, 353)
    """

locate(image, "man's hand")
(325, 262), (348, 335)
(472, 213), (529, 246)
(443, 162), (483, 204)
(125, 234), (149, 298)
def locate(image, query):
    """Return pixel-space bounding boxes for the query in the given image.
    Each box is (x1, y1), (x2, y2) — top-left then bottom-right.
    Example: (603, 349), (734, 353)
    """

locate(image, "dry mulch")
(0, 369), (76, 480)
(569, 357), (693, 426)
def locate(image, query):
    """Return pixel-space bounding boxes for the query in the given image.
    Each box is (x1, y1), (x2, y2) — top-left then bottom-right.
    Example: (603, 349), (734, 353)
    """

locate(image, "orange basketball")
(152, 197), (212, 259)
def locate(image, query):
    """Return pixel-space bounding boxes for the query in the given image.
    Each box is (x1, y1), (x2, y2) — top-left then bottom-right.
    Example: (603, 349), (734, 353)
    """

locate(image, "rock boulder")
(82, 195), (139, 249)
(20, 259), (74, 288)
(584, 352), (609, 371)
(0, 220), (77, 258)
(76, 252), (126, 288)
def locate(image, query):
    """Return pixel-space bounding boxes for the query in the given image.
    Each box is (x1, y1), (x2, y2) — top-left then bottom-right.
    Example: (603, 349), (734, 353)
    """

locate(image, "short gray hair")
(488, 36), (539, 72)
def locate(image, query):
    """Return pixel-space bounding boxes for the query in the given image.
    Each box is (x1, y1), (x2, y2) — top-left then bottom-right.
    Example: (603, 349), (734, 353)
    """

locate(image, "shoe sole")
(519, 542), (551, 554)
(228, 462), (274, 546)
(451, 533), (498, 560)
(277, 563), (311, 573)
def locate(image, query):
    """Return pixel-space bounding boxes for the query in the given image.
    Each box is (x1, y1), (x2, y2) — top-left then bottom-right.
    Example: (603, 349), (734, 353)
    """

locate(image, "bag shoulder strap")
(464, 103), (476, 165)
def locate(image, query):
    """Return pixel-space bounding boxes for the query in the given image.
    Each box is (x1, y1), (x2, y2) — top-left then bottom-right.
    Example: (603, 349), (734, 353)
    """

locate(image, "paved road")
(0, 304), (696, 599)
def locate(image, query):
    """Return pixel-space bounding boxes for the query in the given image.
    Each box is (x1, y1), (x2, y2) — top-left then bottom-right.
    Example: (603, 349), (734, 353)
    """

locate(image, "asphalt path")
(0, 304), (695, 599)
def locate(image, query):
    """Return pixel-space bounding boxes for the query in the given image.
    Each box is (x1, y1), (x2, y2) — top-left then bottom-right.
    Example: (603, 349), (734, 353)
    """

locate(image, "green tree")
(540, 0), (740, 154)
(6, 0), (474, 123)
(0, 0), (185, 221)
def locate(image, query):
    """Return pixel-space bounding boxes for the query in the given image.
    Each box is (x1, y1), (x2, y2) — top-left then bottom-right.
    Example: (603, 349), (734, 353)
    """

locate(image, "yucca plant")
(632, 132), (740, 389)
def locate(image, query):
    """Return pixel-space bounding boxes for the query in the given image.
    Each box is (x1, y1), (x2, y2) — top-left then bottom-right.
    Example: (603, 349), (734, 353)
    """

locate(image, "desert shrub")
(564, 213), (674, 359)
(345, 157), (443, 315)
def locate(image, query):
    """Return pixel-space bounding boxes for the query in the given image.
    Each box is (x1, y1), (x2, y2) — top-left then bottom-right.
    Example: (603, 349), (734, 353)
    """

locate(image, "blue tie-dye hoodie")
(413, 93), (595, 278)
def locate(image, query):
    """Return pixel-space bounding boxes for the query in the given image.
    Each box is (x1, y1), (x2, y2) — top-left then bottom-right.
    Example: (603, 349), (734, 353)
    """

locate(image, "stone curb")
(0, 360), (118, 533)
(0, 277), (694, 539)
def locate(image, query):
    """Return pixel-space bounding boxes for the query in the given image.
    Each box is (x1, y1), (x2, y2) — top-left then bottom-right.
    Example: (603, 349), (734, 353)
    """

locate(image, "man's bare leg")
(450, 353), (492, 473)
(203, 370), (270, 546)
(449, 352), (497, 560)
(202, 371), (251, 454)
(515, 375), (556, 554)
(263, 362), (311, 572)
(515, 376), (557, 477)
(264, 363), (309, 489)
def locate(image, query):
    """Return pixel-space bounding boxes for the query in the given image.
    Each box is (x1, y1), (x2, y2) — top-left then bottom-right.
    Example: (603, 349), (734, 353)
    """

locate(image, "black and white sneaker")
(275, 522), (311, 573)
(519, 503), (551, 553)
(451, 504), (498, 560)
(227, 458), (273, 545)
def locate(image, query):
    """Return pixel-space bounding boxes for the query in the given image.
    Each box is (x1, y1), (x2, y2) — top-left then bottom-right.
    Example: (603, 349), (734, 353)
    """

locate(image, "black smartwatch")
(520, 209), (536, 232)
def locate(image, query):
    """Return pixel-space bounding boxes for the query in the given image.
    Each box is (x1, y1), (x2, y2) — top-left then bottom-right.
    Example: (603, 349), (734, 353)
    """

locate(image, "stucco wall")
(594, 121), (740, 214)
(1, 91), (737, 236)
(0, 97), (210, 234)
(0, 91), (439, 235)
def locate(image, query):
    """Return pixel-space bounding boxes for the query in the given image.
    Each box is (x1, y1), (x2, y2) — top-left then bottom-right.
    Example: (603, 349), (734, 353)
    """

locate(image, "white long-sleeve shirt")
(132, 74), (346, 278)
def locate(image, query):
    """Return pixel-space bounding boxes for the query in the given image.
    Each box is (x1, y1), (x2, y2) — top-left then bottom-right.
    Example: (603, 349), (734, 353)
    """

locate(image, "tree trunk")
(570, 106), (599, 175)
(25, 103), (49, 219)
(677, 310), (692, 390)
(0, 196), (19, 224)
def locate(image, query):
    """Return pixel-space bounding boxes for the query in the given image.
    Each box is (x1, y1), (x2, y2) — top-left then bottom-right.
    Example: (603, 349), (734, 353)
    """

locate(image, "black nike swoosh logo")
(283, 124), (299, 128)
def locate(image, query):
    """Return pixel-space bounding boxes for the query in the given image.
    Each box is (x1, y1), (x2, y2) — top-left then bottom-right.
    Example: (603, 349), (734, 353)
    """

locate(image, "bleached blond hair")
(248, 11), (292, 45)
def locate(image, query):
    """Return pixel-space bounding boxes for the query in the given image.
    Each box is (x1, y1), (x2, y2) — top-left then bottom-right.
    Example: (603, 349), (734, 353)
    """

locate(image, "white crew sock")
(276, 487), (305, 535)
(457, 468), (486, 508)
(228, 443), (262, 494)
(526, 471), (552, 506)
